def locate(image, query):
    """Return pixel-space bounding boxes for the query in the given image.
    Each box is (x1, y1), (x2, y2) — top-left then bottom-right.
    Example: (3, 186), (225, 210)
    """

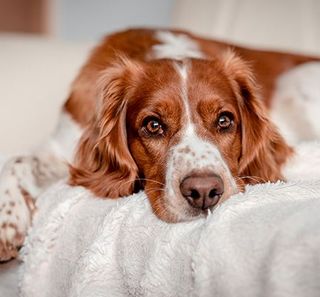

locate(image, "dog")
(1, 28), (319, 261)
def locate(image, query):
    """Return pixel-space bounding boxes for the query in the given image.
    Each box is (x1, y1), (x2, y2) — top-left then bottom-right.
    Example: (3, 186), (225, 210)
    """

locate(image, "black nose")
(180, 173), (224, 210)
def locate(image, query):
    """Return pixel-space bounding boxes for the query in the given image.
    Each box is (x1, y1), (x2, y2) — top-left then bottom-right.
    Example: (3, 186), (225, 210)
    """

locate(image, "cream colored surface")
(173, 0), (320, 55)
(0, 34), (91, 155)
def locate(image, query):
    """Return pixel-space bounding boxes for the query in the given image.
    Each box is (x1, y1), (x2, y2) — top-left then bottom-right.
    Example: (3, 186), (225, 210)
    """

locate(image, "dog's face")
(126, 59), (242, 221)
(70, 53), (291, 222)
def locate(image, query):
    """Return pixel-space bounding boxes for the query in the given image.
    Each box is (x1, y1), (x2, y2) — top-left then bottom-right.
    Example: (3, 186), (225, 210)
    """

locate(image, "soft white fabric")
(20, 142), (320, 297)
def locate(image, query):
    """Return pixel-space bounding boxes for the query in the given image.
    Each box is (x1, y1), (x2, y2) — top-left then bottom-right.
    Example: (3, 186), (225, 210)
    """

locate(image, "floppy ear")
(221, 50), (293, 184)
(69, 56), (144, 198)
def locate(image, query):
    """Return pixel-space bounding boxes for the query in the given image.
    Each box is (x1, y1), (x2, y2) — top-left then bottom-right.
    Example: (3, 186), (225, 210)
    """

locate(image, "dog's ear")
(220, 50), (293, 184)
(69, 56), (144, 198)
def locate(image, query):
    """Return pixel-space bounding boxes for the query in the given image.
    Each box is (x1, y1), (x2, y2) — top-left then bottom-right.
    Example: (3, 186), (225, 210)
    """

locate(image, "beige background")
(1, 0), (320, 155)
(173, 0), (320, 54)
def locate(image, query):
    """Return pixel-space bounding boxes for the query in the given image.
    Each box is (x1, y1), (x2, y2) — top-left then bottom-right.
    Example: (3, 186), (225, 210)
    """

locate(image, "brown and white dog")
(0, 28), (319, 261)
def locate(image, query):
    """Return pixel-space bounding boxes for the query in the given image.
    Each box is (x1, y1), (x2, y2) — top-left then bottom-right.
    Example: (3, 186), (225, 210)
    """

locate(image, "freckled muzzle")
(164, 128), (238, 221)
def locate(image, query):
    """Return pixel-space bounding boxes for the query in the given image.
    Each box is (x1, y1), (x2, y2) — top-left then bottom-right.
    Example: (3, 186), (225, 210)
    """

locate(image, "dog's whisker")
(145, 188), (166, 195)
(236, 175), (268, 183)
(137, 178), (165, 187)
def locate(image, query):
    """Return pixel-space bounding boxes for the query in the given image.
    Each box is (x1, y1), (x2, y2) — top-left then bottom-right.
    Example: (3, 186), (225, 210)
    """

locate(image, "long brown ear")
(221, 50), (293, 184)
(69, 56), (144, 198)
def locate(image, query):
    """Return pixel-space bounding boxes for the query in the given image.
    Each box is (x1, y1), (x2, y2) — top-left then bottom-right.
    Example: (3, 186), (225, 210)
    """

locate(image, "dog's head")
(69, 52), (292, 222)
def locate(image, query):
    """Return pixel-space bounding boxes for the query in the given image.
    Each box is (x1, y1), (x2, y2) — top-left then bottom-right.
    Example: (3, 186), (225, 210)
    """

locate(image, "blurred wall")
(173, 0), (320, 55)
(52, 0), (174, 41)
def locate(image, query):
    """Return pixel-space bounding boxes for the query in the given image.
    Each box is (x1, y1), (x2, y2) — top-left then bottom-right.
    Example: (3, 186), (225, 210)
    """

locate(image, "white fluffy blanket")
(20, 143), (320, 297)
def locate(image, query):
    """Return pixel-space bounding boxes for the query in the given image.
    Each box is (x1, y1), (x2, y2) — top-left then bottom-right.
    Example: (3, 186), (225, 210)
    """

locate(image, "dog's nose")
(180, 174), (224, 210)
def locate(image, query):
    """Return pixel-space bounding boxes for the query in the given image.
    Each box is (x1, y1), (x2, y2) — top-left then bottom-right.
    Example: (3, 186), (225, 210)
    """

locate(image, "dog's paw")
(0, 153), (65, 261)
(0, 232), (24, 262)
(0, 188), (35, 262)
(0, 160), (36, 262)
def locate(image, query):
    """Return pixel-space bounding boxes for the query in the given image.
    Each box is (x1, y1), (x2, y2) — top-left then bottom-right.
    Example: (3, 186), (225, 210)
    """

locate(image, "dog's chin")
(156, 205), (208, 223)
(146, 184), (240, 223)
(145, 189), (196, 223)
(159, 193), (213, 223)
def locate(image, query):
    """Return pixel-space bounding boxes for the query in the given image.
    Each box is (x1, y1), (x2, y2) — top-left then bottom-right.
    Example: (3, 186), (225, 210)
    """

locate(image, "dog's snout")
(180, 173), (224, 210)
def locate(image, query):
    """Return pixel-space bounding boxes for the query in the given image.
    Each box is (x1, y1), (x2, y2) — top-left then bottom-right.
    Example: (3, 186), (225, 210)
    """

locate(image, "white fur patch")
(271, 62), (320, 145)
(152, 31), (205, 60)
(284, 141), (320, 181)
(174, 62), (192, 124)
(45, 111), (82, 162)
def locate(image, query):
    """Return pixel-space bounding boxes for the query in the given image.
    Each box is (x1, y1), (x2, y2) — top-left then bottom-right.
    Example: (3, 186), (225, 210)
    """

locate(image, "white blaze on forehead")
(162, 59), (237, 221)
(172, 60), (227, 175)
(174, 61), (192, 125)
(152, 31), (205, 60)
(150, 32), (238, 220)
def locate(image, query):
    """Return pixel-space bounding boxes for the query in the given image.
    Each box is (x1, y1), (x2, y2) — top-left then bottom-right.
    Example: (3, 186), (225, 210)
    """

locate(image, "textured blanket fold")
(20, 180), (320, 297)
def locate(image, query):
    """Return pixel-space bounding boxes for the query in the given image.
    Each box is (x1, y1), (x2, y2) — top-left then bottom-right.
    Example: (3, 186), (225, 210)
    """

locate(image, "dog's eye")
(217, 112), (234, 131)
(143, 117), (164, 136)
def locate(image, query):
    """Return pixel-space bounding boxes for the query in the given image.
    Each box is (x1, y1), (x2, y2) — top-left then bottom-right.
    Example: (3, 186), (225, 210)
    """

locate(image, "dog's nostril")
(208, 189), (217, 199)
(190, 189), (200, 199)
(208, 188), (223, 199)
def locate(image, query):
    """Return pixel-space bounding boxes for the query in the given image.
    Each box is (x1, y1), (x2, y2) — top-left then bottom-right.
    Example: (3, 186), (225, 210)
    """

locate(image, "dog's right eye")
(216, 112), (234, 132)
(142, 117), (164, 136)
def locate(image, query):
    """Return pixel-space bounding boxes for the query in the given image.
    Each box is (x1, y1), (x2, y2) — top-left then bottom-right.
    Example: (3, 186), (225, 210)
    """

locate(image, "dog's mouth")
(142, 171), (239, 223)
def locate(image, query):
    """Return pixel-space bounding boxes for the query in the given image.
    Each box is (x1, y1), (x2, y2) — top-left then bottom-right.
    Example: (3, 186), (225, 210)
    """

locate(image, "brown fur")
(219, 51), (293, 184)
(69, 57), (144, 197)
(65, 28), (319, 127)
(67, 28), (305, 221)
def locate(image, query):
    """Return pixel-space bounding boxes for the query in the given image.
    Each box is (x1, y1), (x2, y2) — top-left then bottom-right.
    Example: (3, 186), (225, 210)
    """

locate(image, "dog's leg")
(0, 112), (81, 261)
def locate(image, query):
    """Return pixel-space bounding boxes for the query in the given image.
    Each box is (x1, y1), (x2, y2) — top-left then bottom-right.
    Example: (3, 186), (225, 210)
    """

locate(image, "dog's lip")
(183, 200), (220, 219)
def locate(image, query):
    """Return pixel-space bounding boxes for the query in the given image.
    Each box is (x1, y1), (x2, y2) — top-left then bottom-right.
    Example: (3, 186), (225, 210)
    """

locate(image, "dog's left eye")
(143, 117), (164, 136)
